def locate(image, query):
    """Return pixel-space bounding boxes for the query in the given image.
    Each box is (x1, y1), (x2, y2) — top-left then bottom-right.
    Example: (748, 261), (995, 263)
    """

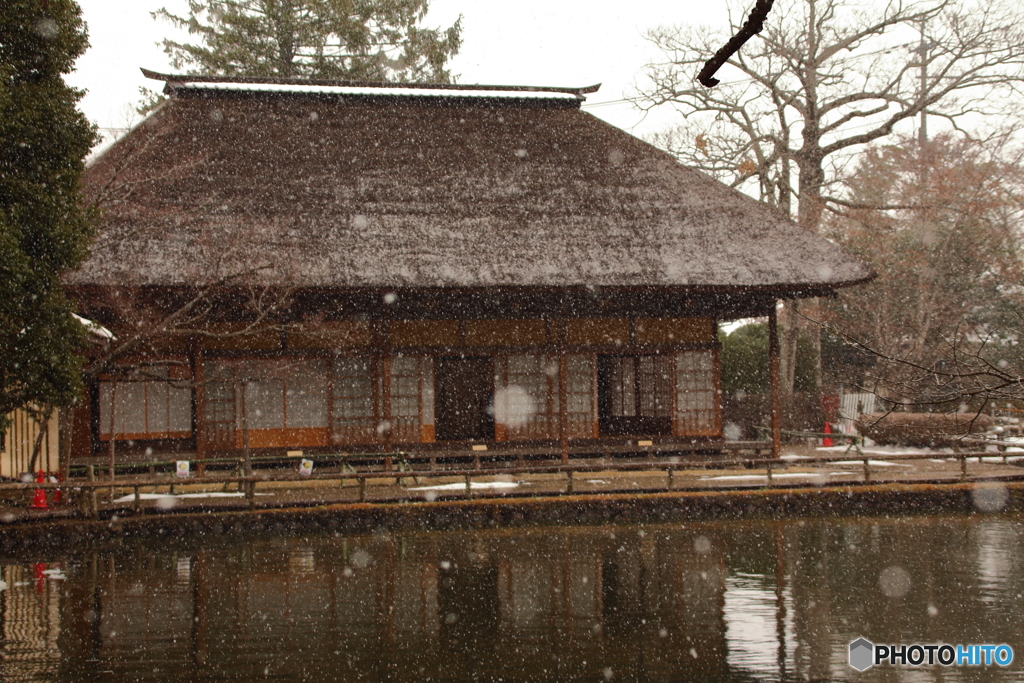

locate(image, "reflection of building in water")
(0, 564), (62, 681)
(10, 518), (1024, 681)
(48, 529), (730, 681)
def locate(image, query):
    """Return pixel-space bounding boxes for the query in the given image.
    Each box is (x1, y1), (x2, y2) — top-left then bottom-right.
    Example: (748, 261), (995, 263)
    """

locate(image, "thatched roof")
(73, 72), (871, 294)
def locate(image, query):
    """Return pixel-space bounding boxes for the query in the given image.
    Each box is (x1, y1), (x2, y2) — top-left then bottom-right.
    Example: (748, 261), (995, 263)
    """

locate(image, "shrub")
(857, 412), (993, 448)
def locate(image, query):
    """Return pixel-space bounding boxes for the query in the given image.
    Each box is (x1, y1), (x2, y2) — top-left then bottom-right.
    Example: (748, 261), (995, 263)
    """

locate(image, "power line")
(582, 98), (630, 109)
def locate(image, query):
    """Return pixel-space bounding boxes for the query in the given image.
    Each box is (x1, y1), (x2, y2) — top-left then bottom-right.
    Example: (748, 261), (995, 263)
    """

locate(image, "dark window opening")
(598, 355), (672, 436)
(435, 356), (495, 441)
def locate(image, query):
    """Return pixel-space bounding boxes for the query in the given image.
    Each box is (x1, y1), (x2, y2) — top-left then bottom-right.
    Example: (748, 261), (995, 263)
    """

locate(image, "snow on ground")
(830, 460), (910, 467)
(407, 481), (521, 491)
(816, 445), (947, 456)
(112, 492), (270, 502)
(702, 472), (857, 481)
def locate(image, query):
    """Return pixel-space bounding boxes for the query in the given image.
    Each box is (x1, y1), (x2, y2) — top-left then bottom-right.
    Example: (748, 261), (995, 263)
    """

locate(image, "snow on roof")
(142, 69), (598, 102)
(74, 78), (872, 293)
(73, 313), (115, 341)
(176, 81), (584, 101)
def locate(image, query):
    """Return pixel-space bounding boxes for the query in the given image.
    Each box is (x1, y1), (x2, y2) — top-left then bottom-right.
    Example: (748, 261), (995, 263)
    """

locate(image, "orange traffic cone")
(29, 471), (49, 510)
(823, 422), (833, 448)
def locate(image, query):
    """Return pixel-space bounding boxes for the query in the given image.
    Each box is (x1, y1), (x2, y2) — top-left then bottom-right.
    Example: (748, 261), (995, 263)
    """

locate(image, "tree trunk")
(790, 98), (827, 391)
(779, 299), (800, 393)
(27, 412), (50, 474)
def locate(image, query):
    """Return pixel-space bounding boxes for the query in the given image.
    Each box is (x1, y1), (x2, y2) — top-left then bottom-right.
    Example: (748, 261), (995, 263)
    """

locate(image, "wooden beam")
(768, 303), (781, 458)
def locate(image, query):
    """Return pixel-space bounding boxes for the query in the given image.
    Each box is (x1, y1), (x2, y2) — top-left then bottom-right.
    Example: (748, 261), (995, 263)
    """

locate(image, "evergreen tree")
(0, 0), (96, 429)
(720, 323), (818, 397)
(154, 0), (463, 82)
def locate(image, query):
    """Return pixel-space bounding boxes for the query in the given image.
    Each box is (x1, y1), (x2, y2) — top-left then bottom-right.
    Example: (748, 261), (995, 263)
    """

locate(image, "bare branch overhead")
(697, 0), (778, 87)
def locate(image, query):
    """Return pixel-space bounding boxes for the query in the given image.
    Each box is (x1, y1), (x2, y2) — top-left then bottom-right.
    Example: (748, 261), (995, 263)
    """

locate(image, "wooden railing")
(63, 440), (774, 478)
(1, 447), (1021, 520)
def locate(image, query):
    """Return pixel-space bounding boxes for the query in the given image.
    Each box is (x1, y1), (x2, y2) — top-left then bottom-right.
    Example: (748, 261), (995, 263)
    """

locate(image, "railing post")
(667, 468), (674, 491)
(76, 486), (88, 518)
(358, 477), (366, 503)
(87, 465), (98, 518)
(960, 455), (968, 482)
(465, 474), (473, 498)
(863, 458), (871, 483)
(566, 469), (574, 494)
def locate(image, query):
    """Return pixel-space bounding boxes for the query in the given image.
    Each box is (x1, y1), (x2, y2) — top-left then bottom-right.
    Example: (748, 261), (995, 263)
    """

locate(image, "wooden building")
(66, 71), (870, 464)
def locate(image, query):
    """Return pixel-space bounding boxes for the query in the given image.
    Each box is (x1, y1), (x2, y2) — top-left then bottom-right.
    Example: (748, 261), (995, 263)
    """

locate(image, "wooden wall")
(74, 316), (723, 460)
(1, 408), (59, 479)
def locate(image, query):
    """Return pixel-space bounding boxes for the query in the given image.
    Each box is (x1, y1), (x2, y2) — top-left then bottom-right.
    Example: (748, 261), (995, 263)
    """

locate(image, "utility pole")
(917, 21), (931, 147)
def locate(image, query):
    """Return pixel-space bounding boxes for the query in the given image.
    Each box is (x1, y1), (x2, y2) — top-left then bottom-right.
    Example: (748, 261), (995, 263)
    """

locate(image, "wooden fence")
(1, 408), (58, 480)
(2, 447), (1022, 520)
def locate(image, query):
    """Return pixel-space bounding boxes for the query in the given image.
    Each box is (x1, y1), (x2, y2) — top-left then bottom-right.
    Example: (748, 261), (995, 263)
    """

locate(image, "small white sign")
(299, 459), (314, 476)
(175, 461), (190, 478)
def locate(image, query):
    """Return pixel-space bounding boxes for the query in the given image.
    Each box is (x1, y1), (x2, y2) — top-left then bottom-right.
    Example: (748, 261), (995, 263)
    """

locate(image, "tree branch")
(697, 0), (777, 87)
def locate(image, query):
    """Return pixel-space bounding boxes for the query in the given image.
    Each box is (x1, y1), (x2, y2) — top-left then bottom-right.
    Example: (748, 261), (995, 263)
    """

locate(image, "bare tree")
(68, 118), (305, 475)
(75, 108), (299, 385)
(634, 0), (1024, 392)
(822, 134), (1024, 410)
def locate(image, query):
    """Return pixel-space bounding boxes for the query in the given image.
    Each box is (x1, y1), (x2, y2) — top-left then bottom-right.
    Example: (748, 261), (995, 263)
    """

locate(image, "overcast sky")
(66, 0), (729, 148)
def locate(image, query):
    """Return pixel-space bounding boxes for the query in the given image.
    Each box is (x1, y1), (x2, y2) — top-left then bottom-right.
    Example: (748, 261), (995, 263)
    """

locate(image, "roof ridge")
(141, 69), (601, 97)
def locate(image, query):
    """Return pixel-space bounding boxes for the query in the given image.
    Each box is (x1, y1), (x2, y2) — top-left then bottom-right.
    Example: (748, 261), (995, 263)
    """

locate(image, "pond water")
(1, 513), (1023, 682)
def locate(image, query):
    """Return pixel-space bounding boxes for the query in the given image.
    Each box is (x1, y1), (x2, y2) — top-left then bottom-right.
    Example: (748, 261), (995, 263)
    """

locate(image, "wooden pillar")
(58, 407), (72, 486)
(376, 318), (393, 471)
(557, 318), (569, 465)
(382, 356), (393, 472)
(768, 303), (781, 459)
(239, 380), (252, 476)
(193, 338), (206, 475)
(108, 379), (117, 481)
